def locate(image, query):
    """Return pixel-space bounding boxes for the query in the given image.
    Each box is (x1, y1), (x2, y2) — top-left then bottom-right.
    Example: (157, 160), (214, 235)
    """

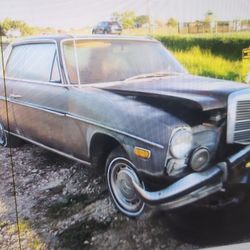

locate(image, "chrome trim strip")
(0, 76), (73, 87)
(0, 97), (66, 117)
(0, 97), (164, 149)
(66, 113), (164, 149)
(5, 130), (91, 166)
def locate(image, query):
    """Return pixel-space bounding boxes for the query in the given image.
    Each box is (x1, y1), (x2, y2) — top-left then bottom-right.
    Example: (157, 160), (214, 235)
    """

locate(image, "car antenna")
(0, 27), (22, 250)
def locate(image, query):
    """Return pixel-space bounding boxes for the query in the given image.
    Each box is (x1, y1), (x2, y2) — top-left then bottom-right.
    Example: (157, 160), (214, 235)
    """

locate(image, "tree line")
(111, 11), (178, 28)
(0, 18), (57, 37)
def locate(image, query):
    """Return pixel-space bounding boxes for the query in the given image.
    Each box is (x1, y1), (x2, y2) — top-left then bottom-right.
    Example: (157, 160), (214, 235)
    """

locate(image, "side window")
(6, 43), (57, 82)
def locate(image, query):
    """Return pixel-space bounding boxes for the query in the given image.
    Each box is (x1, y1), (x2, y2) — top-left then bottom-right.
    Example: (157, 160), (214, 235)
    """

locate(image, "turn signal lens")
(134, 147), (151, 159)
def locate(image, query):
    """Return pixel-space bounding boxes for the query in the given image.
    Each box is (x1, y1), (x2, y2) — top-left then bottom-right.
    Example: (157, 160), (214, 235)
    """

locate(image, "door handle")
(9, 94), (22, 99)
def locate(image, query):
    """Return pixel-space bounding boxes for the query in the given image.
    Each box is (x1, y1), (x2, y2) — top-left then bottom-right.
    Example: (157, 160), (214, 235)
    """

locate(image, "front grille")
(227, 90), (250, 144)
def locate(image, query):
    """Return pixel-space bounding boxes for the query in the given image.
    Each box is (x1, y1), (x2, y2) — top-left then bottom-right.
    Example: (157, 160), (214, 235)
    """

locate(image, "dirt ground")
(1, 142), (250, 250)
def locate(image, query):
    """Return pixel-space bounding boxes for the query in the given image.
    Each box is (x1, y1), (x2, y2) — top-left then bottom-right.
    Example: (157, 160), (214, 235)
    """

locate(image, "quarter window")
(6, 43), (57, 82)
(50, 54), (61, 83)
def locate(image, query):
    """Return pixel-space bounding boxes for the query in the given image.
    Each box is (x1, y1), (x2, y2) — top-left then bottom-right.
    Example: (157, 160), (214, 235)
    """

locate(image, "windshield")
(62, 39), (186, 84)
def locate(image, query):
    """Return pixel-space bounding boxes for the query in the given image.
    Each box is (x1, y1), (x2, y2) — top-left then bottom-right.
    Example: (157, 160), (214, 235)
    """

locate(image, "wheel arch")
(89, 132), (126, 169)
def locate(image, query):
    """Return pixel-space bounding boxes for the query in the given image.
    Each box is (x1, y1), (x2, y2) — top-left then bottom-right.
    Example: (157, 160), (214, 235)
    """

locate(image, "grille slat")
(236, 114), (250, 120)
(235, 121), (250, 130)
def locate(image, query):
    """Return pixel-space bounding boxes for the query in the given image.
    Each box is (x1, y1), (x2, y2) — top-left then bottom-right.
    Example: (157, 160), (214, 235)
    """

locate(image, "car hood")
(96, 74), (249, 111)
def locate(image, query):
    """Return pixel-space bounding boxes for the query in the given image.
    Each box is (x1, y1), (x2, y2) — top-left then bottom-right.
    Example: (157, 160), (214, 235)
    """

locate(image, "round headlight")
(170, 128), (193, 159)
(190, 147), (210, 171)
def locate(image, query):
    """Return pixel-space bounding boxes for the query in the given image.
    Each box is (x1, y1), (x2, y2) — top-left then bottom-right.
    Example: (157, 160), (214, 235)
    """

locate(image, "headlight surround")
(170, 127), (193, 159)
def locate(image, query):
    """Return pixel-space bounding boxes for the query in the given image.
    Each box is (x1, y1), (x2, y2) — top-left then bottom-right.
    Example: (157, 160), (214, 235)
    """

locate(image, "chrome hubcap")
(109, 159), (144, 214)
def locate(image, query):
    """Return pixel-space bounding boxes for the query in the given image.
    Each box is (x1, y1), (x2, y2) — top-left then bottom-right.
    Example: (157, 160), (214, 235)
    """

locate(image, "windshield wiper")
(124, 71), (184, 82)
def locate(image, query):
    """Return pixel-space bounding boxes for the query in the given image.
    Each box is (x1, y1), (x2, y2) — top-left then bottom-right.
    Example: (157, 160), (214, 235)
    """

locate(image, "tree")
(166, 18), (178, 28)
(135, 15), (150, 27)
(1, 18), (35, 36)
(111, 11), (136, 29)
(0, 25), (5, 36)
(120, 11), (136, 29)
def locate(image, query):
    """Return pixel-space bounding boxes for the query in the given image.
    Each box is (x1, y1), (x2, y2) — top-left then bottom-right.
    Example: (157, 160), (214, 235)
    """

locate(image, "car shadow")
(150, 200), (250, 248)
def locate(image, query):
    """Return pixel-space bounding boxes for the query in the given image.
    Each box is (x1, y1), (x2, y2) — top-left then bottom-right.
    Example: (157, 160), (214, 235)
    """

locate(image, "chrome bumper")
(132, 145), (250, 209)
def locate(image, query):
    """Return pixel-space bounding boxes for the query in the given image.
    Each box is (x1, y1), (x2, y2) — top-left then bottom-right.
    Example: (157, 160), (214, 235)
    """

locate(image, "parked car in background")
(1, 35), (250, 217)
(92, 21), (122, 34)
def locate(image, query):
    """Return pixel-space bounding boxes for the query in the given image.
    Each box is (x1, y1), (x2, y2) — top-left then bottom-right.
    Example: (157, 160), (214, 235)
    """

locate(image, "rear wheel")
(106, 147), (145, 217)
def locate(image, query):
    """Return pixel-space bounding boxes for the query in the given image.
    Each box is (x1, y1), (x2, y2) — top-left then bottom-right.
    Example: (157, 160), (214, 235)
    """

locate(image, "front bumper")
(132, 145), (250, 209)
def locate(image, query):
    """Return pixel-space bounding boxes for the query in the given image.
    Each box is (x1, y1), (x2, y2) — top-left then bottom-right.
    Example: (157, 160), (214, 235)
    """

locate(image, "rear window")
(6, 43), (56, 82)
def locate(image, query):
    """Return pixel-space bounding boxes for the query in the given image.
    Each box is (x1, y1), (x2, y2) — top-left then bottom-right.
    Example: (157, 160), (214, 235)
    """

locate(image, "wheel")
(103, 30), (108, 34)
(0, 123), (23, 148)
(106, 147), (145, 217)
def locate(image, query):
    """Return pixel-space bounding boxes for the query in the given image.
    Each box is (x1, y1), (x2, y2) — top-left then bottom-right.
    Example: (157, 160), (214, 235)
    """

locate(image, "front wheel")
(106, 147), (145, 217)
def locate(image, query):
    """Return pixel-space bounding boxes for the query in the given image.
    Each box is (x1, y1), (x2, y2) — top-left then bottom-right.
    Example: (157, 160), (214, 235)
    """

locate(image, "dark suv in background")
(92, 21), (122, 35)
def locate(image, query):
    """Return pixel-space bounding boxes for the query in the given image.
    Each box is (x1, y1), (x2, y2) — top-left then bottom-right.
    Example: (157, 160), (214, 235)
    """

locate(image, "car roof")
(12, 34), (157, 46)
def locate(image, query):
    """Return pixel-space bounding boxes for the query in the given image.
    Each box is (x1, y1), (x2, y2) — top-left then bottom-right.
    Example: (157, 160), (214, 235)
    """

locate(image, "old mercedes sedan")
(1, 35), (250, 217)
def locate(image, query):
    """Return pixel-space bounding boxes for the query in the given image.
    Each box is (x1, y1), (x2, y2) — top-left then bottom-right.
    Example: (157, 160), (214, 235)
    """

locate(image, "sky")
(0, 0), (249, 29)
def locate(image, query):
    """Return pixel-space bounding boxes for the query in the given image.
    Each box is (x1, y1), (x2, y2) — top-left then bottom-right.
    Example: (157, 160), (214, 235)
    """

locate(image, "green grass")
(172, 46), (244, 82)
(153, 32), (250, 82)
(156, 32), (250, 61)
(6, 220), (46, 250)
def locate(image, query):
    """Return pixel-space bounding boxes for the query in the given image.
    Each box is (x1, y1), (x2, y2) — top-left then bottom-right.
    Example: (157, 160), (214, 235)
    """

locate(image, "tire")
(0, 123), (23, 148)
(103, 30), (108, 34)
(105, 147), (145, 217)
